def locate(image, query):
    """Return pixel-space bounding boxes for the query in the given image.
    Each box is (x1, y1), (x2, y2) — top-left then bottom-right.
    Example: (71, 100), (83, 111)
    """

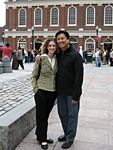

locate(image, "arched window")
(35, 8), (42, 26)
(86, 6), (95, 25)
(85, 38), (95, 53)
(18, 38), (26, 49)
(51, 7), (59, 26)
(19, 8), (26, 26)
(69, 38), (78, 50)
(105, 6), (113, 25)
(68, 6), (76, 26)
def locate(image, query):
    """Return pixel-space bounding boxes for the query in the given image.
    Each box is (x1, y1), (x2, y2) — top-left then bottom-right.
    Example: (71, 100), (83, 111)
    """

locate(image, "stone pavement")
(1, 62), (113, 150)
(0, 63), (34, 116)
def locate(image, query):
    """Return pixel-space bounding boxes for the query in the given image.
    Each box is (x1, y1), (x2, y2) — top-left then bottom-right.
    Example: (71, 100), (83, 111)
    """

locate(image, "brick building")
(0, 0), (113, 53)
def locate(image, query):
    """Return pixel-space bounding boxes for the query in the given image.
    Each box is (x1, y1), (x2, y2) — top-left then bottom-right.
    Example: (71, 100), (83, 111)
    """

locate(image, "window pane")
(87, 7), (94, 24)
(19, 9), (26, 25)
(69, 7), (76, 24)
(86, 39), (94, 52)
(105, 6), (112, 24)
(51, 8), (58, 25)
(35, 8), (41, 25)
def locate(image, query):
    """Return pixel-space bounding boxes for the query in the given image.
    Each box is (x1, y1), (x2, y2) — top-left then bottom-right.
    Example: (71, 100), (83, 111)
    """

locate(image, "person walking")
(95, 48), (99, 67)
(0, 43), (13, 61)
(16, 46), (24, 70)
(35, 30), (84, 149)
(31, 37), (59, 149)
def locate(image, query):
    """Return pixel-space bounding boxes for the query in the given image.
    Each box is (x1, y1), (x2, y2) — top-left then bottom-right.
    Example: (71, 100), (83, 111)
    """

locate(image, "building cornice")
(4, 30), (113, 38)
(5, 0), (113, 9)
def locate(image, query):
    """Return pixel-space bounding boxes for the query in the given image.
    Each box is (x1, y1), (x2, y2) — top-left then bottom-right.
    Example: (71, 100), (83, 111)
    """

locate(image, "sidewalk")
(1, 62), (113, 150)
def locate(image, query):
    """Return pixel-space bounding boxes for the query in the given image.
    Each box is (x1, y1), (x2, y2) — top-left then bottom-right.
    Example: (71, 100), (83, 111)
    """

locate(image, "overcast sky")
(0, 0), (6, 27)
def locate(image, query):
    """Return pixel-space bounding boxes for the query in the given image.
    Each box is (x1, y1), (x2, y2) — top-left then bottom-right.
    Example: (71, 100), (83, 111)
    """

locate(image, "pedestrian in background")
(83, 50), (87, 64)
(106, 50), (109, 65)
(95, 48), (99, 67)
(103, 49), (106, 65)
(0, 43), (13, 61)
(110, 49), (113, 66)
(12, 49), (18, 70)
(31, 37), (59, 149)
(16, 46), (24, 70)
(98, 48), (102, 67)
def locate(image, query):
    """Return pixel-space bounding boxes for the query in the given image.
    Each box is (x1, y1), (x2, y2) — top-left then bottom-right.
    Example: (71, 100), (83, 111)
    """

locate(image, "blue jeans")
(57, 93), (80, 142)
(96, 57), (99, 67)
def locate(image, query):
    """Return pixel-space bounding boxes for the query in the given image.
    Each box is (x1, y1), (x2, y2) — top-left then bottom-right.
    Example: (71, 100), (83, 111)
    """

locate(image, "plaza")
(0, 62), (113, 150)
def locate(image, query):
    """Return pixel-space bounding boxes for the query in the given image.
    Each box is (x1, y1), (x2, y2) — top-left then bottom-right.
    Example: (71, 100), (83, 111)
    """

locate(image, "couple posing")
(31, 30), (84, 149)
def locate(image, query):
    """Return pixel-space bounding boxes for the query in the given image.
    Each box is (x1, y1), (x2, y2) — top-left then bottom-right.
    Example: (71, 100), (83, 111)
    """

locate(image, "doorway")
(35, 39), (42, 50)
(104, 39), (113, 52)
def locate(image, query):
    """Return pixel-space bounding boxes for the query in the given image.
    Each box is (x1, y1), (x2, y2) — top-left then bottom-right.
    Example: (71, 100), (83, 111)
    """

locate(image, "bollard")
(2, 56), (12, 73)
(0, 62), (4, 74)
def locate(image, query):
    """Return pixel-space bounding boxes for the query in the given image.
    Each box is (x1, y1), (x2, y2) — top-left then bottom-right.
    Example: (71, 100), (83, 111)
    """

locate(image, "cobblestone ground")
(0, 75), (33, 116)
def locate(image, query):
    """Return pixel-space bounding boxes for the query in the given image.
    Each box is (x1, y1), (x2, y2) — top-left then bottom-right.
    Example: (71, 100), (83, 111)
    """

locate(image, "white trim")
(18, 8), (26, 27)
(104, 5), (113, 26)
(34, 7), (42, 26)
(5, 1), (113, 9)
(67, 6), (77, 26)
(85, 37), (95, 53)
(86, 5), (95, 26)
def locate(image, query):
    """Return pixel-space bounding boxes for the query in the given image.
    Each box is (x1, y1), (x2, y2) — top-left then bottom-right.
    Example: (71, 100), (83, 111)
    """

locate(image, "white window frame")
(18, 38), (26, 49)
(104, 5), (113, 26)
(50, 7), (59, 26)
(67, 6), (77, 26)
(86, 6), (95, 26)
(18, 8), (26, 27)
(34, 7), (42, 27)
(85, 38), (95, 53)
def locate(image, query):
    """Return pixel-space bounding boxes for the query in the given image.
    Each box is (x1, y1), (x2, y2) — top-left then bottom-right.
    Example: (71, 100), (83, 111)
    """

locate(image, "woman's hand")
(35, 55), (41, 63)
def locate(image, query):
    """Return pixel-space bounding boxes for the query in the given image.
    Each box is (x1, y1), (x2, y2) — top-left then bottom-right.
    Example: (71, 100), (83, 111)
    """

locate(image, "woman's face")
(47, 41), (56, 55)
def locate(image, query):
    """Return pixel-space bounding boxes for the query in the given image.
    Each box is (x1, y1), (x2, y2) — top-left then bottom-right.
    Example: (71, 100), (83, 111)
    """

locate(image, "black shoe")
(46, 138), (54, 143)
(58, 135), (66, 142)
(41, 142), (48, 149)
(62, 141), (73, 149)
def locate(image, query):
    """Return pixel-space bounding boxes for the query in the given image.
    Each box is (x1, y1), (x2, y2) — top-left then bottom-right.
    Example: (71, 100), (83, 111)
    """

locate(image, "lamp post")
(31, 26), (34, 49)
(95, 26), (99, 48)
(2, 32), (5, 46)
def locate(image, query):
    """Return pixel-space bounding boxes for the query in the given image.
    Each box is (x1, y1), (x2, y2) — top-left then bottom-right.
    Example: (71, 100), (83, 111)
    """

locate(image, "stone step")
(0, 98), (36, 150)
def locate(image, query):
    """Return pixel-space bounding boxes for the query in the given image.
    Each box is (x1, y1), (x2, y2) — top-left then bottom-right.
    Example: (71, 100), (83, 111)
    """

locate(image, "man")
(36, 30), (84, 149)
(0, 43), (13, 61)
(16, 46), (24, 70)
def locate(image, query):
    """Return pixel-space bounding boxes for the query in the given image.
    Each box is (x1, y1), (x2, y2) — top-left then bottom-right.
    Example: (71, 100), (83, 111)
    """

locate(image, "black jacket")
(56, 44), (84, 101)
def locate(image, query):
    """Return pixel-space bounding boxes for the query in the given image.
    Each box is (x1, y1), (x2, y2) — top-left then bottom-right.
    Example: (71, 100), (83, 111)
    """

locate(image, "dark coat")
(56, 44), (84, 101)
(12, 53), (18, 70)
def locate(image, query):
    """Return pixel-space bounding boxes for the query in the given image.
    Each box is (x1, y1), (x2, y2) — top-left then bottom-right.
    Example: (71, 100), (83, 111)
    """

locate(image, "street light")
(31, 26), (34, 49)
(95, 26), (99, 48)
(2, 32), (5, 46)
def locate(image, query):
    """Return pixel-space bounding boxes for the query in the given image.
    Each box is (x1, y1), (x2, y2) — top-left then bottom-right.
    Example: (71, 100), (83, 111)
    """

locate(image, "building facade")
(1, 0), (113, 53)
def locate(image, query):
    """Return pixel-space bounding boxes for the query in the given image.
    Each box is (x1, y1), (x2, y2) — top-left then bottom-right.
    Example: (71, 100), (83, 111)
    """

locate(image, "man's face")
(56, 33), (69, 51)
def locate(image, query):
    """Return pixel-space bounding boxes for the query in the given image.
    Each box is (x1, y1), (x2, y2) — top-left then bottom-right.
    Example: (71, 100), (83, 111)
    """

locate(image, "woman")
(31, 37), (59, 149)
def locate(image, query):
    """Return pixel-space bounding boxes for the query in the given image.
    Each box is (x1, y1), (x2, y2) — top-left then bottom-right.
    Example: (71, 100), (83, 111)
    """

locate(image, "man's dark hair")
(6, 43), (10, 47)
(55, 30), (70, 39)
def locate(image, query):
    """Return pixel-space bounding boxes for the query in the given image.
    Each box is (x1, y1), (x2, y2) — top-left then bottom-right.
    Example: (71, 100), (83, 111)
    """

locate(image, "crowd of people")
(94, 48), (113, 67)
(0, 44), (41, 70)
